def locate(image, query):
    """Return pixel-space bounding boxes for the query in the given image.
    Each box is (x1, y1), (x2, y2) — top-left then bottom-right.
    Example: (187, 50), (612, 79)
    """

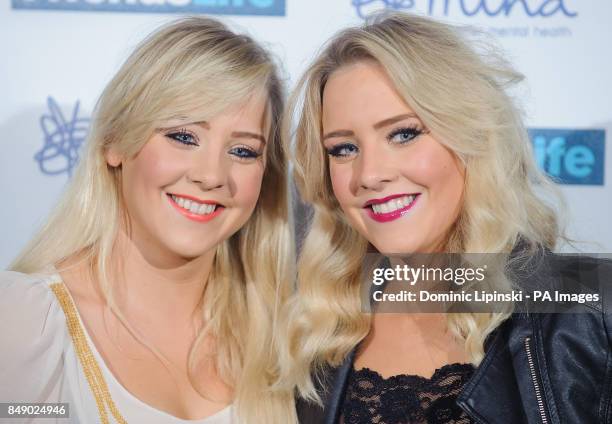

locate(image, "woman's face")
(321, 61), (465, 254)
(107, 92), (268, 264)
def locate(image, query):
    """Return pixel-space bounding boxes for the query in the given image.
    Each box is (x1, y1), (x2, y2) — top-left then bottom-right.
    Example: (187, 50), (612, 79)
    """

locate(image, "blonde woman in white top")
(0, 17), (295, 424)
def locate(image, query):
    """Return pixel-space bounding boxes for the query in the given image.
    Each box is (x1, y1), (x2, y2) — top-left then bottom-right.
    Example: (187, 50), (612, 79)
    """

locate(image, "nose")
(187, 148), (227, 191)
(356, 142), (397, 191)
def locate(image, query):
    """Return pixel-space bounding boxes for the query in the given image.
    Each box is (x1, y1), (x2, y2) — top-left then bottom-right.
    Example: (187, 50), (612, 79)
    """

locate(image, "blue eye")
(387, 127), (424, 144)
(326, 143), (359, 158)
(166, 129), (198, 146)
(229, 146), (260, 160)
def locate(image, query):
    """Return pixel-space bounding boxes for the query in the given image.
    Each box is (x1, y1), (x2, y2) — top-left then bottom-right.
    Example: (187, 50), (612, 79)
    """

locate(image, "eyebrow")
(322, 113), (419, 141)
(192, 121), (211, 129)
(158, 120), (211, 131)
(322, 129), (354, 141)
(231, 131), (266, 144)
(372, 113), (418, 130)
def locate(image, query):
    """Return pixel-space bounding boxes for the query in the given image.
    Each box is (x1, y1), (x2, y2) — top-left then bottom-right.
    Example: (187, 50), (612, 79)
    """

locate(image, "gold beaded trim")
(50, 282), (128, 424)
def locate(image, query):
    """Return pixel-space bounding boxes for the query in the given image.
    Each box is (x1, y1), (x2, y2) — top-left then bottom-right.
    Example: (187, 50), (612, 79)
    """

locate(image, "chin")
(184, 246), (217, 260)
(164, 239), (218, 261)
(369, 237), (424, 255)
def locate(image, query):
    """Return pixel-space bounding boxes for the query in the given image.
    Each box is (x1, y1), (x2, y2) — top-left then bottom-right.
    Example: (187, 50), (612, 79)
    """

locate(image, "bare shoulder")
(56, 257), (107, 307)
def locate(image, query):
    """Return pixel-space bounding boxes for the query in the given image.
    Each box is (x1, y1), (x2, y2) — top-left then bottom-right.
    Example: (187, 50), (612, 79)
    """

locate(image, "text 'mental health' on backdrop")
(0, 0), (610, 266)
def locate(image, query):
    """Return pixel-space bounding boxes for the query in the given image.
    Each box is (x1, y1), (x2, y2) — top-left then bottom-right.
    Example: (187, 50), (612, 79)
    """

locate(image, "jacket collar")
(322, 348), (356, 424)
(454, 321), (528, 423)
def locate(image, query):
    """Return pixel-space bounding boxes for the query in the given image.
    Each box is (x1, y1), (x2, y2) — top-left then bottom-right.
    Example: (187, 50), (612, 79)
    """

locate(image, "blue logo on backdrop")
(35, 97), (90, 177)
(12, 0), (285, 16)
(351, 0), (577, 20)
(529, 129), (605, 185)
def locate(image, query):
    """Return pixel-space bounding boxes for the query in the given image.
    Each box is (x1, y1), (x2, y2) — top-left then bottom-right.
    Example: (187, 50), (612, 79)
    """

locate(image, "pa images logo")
(35, 97), (90, 177)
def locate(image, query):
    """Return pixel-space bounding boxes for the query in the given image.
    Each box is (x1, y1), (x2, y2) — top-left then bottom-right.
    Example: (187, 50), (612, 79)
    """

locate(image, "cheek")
(329, 163), (354, 207)
(402, 141), (464, 199)
(420, 157), (465, 224)
(125, 145), (185, 190)
(233, 165), (265, 207)
(427, 154), (465, 207)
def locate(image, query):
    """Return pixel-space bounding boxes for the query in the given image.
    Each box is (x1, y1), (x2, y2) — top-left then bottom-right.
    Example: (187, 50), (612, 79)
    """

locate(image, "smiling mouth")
(364, 194), (420, 222)
(166, 193), (224, 222)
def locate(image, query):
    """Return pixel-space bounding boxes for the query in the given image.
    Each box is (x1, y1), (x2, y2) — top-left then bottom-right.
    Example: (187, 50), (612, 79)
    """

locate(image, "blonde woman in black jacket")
(277, 12), (612, 424)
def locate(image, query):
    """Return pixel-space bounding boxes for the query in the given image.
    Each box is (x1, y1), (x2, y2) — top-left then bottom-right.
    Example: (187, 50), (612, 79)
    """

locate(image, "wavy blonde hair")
(278, 12), (564, 402)
(10, 17), (296, 423)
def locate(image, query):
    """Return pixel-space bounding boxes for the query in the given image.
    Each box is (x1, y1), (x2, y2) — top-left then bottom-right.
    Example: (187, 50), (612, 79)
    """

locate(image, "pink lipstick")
(364, 193), (419, 223)
(167, 193), (224, 223)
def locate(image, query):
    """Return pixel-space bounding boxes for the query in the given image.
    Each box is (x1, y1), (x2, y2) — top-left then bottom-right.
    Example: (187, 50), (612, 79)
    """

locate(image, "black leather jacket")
(297, 254), (612, 423)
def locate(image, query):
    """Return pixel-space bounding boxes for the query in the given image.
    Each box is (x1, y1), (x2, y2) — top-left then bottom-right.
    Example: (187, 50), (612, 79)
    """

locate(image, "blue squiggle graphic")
(35, 97), (90, 176)
(352, 0), (415, 19)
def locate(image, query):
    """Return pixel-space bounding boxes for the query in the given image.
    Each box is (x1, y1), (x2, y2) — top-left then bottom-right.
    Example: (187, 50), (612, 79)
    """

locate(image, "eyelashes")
(386, 126), (427, 144)
(326, 143), (359, 158)
(164, 128), (262, 160)
(166, 128), (198, 146)
(228, 146), (262, 160)
(325, 126), (427, 158)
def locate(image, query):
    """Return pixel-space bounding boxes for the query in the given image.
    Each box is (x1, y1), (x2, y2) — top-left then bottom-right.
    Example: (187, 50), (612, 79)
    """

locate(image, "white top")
(0, 270), (234, 424)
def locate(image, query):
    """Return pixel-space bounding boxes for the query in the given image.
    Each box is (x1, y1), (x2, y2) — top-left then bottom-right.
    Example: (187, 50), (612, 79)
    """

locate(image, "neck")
(109, 229), (215, 326)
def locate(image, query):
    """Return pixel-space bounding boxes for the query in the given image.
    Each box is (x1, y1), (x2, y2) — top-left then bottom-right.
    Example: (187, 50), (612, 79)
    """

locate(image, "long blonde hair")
(11, 17), (296, 423)
(279, 12), (564, 402)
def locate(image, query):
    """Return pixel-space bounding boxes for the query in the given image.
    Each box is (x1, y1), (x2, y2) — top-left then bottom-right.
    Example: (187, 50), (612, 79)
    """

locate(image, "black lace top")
(340, 363), (476, 424)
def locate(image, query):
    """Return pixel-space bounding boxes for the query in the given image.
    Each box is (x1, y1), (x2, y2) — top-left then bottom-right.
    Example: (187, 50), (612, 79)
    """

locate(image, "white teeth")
(370, 195), (417, 214)
(195, 204), (216, 215)
(170, 195), (219, 216)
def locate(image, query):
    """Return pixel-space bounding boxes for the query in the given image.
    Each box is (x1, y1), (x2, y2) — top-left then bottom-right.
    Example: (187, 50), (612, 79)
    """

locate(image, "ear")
(105, 147), (123, 168)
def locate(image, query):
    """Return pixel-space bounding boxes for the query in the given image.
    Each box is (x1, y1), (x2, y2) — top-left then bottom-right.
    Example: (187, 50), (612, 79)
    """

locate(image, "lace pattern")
(340, 363), (476, 424)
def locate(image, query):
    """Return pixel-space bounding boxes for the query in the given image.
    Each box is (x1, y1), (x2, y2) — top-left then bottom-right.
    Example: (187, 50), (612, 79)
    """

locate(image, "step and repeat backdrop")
(0, 0), (610, 266)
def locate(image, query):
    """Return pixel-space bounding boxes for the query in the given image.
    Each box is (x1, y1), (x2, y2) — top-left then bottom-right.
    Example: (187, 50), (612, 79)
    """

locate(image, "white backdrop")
(1, 0), (610, 267)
